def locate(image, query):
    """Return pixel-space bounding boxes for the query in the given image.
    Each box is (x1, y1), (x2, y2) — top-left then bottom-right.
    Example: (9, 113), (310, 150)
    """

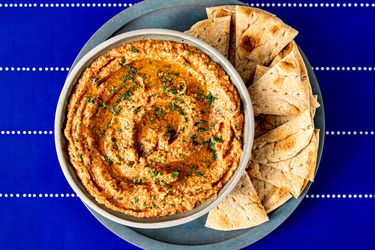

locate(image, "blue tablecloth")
(1, 1), (374, 249)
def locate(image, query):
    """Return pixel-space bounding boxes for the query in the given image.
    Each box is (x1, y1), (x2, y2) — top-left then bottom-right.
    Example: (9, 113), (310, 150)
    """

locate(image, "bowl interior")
(55, 29), (254, 228)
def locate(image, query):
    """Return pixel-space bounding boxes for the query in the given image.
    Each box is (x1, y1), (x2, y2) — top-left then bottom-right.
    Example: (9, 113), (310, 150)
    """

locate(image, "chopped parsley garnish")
(171, 171), (180, 179)
(163, 86), (177, 94)
(134, 197), (139, 203)
(189, 165), (197, 171)
(133, 178), (141, 185)
(197, 91), (205, 101)
(118, 87), (135, 103)
(195, 171), (204, 177)
(77, 153), (83, 161)
(109, 106), (121, 116)
(86, 96), (96, 104)
(169, 103), (176, 111)
(99, 129), (105, 138)
(104, 155), (113, 165)
(131, 46), (138, 53)
(119, 58), (126, 67)
(206, 92), (216, 107)
(177, 106), (184, 115)
(213, 136), (223, 143)
(191, 134), (199, 146)
(211, 150), (217, 160)
(205, 161), (211, 169)
(156, 107), (164, 118)
(151, 170), (159, 177)
(198, 127), (208, 132)
(109, 86), (116, 94)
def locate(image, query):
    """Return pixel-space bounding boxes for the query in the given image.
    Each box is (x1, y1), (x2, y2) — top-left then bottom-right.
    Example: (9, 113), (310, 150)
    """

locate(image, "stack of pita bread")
(186, 5), (320, 231)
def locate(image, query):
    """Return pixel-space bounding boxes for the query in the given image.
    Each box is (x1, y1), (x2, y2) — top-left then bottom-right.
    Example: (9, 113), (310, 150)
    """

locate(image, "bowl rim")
(54, 28), (254, 229)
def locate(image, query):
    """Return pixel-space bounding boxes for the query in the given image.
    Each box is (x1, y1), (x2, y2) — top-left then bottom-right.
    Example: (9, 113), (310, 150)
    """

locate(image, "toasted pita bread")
(270, 42), (320, 118)
(248, 162), (305, 198)
(293, 44), (320, 119)
(269, 42), (294, 67)
(249, 47), (310, 116)
(311, 95), (319, 118)
(185, 16), (231, 58)
(235, 6), (298, 84)
(252, 110), (314, 163)
(251, 178), (292, 213)
(253, 65), (270, 82)
(205, 173), (268, 231)
(206, 5), (235, 18)
(263, 129), (320, 181)
(254, 114), (294, 138)
(206, 5), (236, 64)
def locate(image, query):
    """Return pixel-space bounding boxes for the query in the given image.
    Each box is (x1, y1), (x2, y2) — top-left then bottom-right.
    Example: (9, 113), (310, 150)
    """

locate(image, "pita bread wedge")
(270, 42), (320, 118)
(235, 6), (298, 84)
(248, 162), (305, 198)
(206, 5), (235, 18)
(248, 47), (310, 116)
(269, 42), (294, 67)
(294, 46), (320, 119)
(252, 110), (314, 163)
(253, 65), (270, 82)
(263, 129), (320, 181)
(205, 173), (268, 231)
(254, 114), (294, 138)
(251, 178), (292, 213)
(185, 16), (231, 58)
(311, 95), (319, 118)
(206, 5), (236, 64)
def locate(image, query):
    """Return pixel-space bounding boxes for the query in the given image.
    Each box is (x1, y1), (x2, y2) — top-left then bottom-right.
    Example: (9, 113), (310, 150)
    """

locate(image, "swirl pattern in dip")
(64, 40), (244, 218)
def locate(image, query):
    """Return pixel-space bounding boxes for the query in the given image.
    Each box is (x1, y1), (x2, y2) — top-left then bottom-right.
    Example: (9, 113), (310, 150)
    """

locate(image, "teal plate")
(70, 0), (325, 249)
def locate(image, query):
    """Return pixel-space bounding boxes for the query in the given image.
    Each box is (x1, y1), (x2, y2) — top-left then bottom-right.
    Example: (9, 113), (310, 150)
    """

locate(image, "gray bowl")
(54, 29), (255, 229)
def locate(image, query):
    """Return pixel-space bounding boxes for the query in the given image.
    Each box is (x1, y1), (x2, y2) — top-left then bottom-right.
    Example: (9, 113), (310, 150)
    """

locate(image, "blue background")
(1, 0), (374, 249)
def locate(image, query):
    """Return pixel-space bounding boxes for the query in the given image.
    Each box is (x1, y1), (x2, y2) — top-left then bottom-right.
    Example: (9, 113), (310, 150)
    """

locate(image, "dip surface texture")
(64, 40), (244, 218)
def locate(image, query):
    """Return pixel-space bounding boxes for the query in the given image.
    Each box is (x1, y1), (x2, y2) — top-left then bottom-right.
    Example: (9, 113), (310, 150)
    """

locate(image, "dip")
(64, 40), (244, 218)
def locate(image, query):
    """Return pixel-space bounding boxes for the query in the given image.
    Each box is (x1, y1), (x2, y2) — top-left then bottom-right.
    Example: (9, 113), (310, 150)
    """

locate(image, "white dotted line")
(0, 3), (373, 8)
(0, 67), (70, 72)
(0, 193), (78, 198)
(0, 130), (53, 135)
(306, 194), (374, 198)
(2, 193), (374, 199)
(312, 66), (374, 71)
(1, 131), (374, 136)
(0, 3), (133, 8)
(2, 67), (374, 72)
(325, 131), (375, 136)
(249, 2), (375, 8)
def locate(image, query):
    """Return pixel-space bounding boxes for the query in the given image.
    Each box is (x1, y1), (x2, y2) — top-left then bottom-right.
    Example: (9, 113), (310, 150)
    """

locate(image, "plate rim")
(66, 0), (325, 249)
